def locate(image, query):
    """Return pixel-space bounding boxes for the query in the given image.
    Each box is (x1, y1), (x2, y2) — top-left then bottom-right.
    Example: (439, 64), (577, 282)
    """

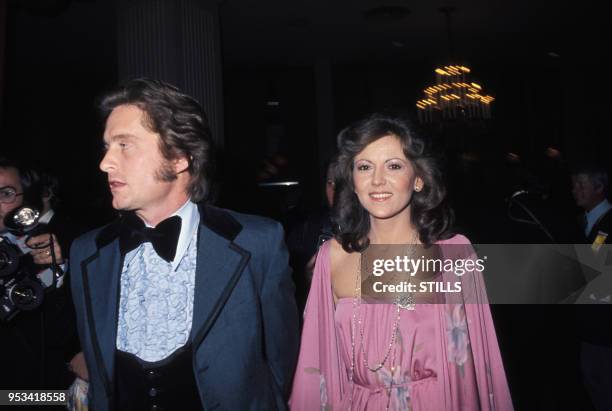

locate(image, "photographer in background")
(0, 157), (84, 392)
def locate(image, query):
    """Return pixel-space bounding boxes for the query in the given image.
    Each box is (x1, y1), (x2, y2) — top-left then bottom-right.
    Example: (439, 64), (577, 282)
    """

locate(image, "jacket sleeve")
(68, 235), (105, 410)
(69, 239), (87, 359)
(260, 222), (300, 401)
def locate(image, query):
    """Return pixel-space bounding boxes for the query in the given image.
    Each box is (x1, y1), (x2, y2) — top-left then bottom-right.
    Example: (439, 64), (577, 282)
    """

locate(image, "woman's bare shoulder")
(329, 238), (358, 299)
(329, 238), (350, 265)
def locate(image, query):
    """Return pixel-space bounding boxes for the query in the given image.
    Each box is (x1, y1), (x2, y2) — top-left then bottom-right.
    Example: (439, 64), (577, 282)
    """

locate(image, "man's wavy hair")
(98, 78), (214, 202)
(332, 114), (454, 252)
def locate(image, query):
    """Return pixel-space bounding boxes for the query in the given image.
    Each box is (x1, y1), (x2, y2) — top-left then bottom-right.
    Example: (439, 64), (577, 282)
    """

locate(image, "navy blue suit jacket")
(70, 204), (299, 410)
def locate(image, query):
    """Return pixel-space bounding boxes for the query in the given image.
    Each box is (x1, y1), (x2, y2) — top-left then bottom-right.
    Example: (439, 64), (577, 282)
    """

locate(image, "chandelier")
(416, 8), (495, 123)
(416, 64), (494, 123)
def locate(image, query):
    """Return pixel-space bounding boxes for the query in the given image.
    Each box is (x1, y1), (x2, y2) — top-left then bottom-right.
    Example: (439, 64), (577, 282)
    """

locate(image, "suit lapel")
(190, 205), (250, 348)
(82, 234), (122, 398)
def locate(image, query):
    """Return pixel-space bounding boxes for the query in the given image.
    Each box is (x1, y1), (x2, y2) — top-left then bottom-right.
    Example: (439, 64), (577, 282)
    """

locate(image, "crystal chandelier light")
(416, 64), (494, 123)
(416, 8), (495, 124)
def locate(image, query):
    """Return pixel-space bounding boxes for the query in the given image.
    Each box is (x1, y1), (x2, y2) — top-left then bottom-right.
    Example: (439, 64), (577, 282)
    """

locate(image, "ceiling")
(5, 0), (579, 69)
(219, 0), (569, 66)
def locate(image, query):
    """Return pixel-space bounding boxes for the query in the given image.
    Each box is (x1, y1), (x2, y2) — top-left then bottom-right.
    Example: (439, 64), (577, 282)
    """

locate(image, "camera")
(0, 236), (44, 321)
(0, 206), (57, 322)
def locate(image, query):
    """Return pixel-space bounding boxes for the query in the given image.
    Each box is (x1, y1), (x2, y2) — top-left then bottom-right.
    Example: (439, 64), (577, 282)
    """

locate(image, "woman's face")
(352, 135), (422, 221)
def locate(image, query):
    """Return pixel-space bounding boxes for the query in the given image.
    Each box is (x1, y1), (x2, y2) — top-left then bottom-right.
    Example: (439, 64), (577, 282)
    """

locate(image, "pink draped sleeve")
(289, 241), (346, 410)
(439, 234), (514, 410)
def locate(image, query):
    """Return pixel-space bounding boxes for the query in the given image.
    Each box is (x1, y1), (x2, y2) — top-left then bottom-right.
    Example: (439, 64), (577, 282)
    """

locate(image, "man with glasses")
(0, 158), (83, 391)
(0, 160), (25, 232)
(0, 158), (62, 282)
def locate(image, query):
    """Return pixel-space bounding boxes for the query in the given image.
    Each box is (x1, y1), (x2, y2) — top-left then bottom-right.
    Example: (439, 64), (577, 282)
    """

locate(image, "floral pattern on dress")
(378, 365), (411, 411)
(304, 367), (331, 411)
(319, 374), (329, 410)
(446, 304), (470, 370)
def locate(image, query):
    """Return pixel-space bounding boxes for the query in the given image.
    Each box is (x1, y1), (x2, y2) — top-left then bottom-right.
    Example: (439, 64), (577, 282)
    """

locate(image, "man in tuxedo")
(69, 78), (299, 410)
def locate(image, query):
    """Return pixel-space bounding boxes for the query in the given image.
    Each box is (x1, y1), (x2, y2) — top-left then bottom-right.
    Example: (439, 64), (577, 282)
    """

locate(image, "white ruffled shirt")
(116, 200), (200, 361)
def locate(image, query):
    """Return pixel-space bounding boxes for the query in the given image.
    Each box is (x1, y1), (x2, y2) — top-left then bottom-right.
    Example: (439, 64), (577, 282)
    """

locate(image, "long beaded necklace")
(356, 255), (403, 373)
(348, 235), (418, 411)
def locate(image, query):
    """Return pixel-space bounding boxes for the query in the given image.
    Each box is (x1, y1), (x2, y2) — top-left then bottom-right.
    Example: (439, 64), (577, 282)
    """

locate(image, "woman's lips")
(369, 192), (392, 201)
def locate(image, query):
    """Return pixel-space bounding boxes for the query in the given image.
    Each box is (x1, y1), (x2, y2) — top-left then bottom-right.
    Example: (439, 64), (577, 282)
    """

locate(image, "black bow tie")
(119, 214), (182, 262)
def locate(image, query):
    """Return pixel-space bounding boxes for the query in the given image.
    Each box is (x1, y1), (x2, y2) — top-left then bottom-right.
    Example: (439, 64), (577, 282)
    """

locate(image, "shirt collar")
(585, 199), (612, 235)
(170, 199), (200, 270)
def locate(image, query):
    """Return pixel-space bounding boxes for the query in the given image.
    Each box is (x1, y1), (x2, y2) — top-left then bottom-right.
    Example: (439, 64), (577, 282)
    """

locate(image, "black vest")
(114, 344), (202, 411)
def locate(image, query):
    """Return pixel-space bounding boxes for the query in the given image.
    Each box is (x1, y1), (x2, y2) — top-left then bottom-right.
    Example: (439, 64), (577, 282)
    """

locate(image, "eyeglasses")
(0, 187), (24, 204)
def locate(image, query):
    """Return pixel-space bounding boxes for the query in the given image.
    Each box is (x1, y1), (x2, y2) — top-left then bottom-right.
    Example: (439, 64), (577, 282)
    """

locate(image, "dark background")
(4, 0), (609, 232)
(1, 1), (610, 409)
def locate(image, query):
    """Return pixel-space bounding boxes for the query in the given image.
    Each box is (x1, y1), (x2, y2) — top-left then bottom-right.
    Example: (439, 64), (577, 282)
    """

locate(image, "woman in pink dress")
(290, 115), (513, 410)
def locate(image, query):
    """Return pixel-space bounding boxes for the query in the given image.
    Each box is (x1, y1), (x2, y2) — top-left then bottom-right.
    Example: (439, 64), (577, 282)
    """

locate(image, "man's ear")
(174, 156), (190, 175)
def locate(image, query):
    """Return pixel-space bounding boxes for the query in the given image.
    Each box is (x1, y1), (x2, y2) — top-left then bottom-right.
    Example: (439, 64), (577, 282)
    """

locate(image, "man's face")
(0, 167), (24, 231)
(571, 173), (603, 212)
(99, 104), (189, 224)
